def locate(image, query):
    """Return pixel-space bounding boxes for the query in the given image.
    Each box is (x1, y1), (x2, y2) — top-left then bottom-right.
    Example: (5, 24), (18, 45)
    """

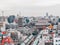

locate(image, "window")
(56, 40), (58, 42)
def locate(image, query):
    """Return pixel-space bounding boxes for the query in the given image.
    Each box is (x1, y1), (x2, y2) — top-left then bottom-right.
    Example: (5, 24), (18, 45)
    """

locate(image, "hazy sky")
(0, 0), (60, 16)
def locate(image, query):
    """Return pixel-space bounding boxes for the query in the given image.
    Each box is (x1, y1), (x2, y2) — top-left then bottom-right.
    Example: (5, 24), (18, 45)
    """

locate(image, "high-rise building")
(18, 17), (23, 27)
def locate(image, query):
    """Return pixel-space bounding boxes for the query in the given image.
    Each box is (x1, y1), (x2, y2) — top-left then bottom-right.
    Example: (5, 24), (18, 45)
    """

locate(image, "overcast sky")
(0, 0), (60, 16)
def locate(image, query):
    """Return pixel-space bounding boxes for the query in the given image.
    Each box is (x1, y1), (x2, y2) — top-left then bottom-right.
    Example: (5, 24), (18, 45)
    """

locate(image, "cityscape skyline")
(0, 0), (60, 17)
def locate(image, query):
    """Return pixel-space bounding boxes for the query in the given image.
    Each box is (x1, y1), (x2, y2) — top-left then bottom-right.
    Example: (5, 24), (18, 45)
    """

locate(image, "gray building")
(18, 17), (23, 27)
(35, 19), (50, 29)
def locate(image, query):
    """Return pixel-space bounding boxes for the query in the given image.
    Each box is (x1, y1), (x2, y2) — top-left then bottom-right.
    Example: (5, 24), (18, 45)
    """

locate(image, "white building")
(42, 29), (49, 34)
(42, 35), (50, 42)
(53, 25), (57, 30)
(53, 37), (60, 45)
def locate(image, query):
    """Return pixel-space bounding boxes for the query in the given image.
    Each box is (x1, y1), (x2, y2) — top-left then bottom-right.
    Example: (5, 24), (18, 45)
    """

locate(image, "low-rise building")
(35, 19), (50, 30)
(53, 37), (60, 45)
